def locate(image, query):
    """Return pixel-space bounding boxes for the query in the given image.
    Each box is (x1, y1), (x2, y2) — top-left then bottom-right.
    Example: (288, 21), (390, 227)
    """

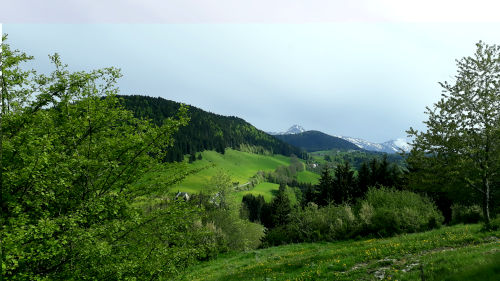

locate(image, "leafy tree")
(407, 41), (500, 225)
(0, 37), (222, 279)
(202, 172), (265, 251)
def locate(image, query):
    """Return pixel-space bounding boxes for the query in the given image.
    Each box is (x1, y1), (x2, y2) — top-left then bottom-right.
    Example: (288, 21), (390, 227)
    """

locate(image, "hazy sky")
(3, 1), (500, 142)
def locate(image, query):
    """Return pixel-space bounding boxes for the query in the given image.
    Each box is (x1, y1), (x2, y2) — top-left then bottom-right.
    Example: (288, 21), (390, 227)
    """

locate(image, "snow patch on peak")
(268, 125), (306, 135)
(338, 136), (412, 154)
(286, 125), (306, 134)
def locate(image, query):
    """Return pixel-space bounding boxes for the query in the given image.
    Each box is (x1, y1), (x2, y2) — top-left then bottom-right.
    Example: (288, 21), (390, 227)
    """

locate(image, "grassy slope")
(175, 224), (500, 281)
(297, 170), (321, 185)
(171, 149), (290, 193)
(235, 182), (299, 204)
(235, 182), (280, 202)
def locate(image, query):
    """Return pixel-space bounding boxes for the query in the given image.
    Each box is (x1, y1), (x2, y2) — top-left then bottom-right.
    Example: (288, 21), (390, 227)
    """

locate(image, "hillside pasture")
(175, 224), (500, 281)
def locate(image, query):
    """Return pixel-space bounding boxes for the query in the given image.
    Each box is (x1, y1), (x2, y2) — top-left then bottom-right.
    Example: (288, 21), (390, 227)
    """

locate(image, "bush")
(262, 204), (358, 246)
(486, 216), (500, 231)
(208, 209), (265, 251)
(451, 204), (483, 224)
(261, 187), (444, 247)
(360, 187), (443, 236)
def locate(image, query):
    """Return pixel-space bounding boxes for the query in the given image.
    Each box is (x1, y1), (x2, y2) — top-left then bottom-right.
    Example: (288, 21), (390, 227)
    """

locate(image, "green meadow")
(172, 149), (291, 193)
(235, 182), (280, 202)
(235, 182), (299, 205)
(296, 170), (321, 185)
(175, 224), (500, 281)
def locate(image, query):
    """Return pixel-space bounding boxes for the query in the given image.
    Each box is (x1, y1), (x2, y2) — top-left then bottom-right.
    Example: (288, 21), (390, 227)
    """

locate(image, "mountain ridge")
(274, 130), (362, 152)
(119, 95), (307, 161)
(272, 125), (411, 154)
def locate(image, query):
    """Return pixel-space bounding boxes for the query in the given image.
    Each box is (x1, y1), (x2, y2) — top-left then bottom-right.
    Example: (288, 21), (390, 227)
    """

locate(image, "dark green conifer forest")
(119, 95), (308, 162)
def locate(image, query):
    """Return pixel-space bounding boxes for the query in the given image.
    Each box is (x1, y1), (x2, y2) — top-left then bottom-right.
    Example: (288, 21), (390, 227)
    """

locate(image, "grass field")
(175, 224), (500, 281)
(297, 170), (321, 185)
(235, 182), (280, 202)
(171, 149), (290, 193)
(235, 182), (299, 205)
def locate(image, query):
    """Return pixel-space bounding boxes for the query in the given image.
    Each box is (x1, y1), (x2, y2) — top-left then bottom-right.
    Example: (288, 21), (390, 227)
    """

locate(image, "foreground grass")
(175, 224), (499, 281)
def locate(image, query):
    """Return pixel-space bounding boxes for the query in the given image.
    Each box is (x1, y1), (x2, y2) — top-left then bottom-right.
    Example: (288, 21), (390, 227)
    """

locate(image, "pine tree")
(271, 184), (292, 227)
(333, 161), (356, 204)
(317, 166), (334, 206)
(356, 162), (370, 199)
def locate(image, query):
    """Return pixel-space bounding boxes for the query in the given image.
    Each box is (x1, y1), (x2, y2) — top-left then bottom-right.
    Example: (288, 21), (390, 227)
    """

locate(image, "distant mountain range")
(273, 130), (362, 152)
(336, 136), (412, 154)
(270, 125), (412, 154)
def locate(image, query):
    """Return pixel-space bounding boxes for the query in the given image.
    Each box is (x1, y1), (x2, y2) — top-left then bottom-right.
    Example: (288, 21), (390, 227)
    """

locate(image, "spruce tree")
(333, 161), (356, 204)
(317, 166), (334, 206)
(271, 184), (292, 227)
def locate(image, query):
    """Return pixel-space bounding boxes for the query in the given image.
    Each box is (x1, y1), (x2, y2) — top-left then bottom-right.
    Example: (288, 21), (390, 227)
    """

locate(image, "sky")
(2, 1), (500, 142)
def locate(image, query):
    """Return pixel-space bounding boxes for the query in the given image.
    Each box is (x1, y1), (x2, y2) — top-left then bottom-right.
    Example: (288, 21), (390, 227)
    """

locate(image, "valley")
(3, 37), (498, 281)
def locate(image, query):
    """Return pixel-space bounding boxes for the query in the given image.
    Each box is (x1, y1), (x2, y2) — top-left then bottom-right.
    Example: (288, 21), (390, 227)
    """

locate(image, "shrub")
(261, 187), (444, 247)
(360, 187), (443, 236)
(263, 204), (358, 246)
(486, 216), (500, 231)
(451, 204), (483, 224)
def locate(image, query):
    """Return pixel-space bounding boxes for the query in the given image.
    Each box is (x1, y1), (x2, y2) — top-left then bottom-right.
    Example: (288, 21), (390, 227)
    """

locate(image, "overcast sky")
(2, 1), (500, 142)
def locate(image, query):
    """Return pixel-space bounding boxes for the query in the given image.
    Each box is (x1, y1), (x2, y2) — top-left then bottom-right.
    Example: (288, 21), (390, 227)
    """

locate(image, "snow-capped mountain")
(338, 136), (412, 154)
(269, 125), (412, 154)
(382, 138), (412, 153)
(268, 125), (306, 135)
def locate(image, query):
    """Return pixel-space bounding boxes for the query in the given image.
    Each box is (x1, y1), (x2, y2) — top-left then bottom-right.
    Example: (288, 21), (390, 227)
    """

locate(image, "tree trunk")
(482, 177), (490, 226)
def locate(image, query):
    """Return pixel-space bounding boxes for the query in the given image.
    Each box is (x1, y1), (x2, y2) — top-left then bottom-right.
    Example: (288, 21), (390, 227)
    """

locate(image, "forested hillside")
(275, 130), (362, 152)
(120, 95), (307, 161)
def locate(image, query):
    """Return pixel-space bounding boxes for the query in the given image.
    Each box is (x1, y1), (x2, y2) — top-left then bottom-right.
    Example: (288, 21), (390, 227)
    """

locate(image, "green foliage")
(305, 162), (359, 206)
(200, 172), (265, 251)
(487, 216), (500, 230)
(263, 155), (305, 185)
(241, 194), (266, 222)
(270, 184), (292, 227)
(451, 204), (483, 224)
(262, 188), (443, 246)
(120, 95), (308, 161)
(0, 38), (227, 280)
(360, 187), (443, 236)
(176, 224), (498, 281)
(332, 161), (356, 204)
(310, 149), (405, 170)
(263, 204), (358, 246)
(407, 41), (500, 224)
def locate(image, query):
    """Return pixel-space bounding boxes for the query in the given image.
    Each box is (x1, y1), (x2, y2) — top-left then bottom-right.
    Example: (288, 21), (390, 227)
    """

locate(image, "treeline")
(119, 95), (307, 161)
(318, 150), (404, 170)
(240, 156), (417, 246)
(304, 156), (406, 206)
